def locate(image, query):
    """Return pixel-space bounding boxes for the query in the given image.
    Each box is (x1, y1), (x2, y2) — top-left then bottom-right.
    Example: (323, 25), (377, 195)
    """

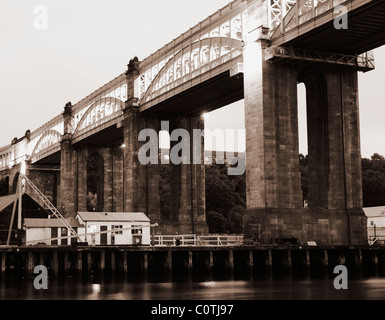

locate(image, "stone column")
(123, 103), (146, 212)
(243, 28), (303, 211)
(59, 103), (77, 217)
(167, 115), (208, 234)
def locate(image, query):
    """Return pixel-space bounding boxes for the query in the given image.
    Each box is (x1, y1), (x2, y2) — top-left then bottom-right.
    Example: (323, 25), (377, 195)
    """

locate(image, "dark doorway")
(51, 228), (58, 245)
(100, 226), (107, 245)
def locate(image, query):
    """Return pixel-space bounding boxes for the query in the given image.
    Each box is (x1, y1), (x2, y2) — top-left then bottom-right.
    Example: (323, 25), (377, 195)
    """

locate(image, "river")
(1, 277), (385, 300)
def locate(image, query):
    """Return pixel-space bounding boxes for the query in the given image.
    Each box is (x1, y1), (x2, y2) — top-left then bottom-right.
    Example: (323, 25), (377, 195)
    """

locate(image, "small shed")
(24, 218), (85, 246)
(75, 212), (151, 246)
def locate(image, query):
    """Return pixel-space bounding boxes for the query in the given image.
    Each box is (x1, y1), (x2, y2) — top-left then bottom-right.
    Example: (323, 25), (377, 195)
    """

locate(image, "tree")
(362, 154), (385, 207)
(205, 164), (246, 233)
(206, 211), (227, 233)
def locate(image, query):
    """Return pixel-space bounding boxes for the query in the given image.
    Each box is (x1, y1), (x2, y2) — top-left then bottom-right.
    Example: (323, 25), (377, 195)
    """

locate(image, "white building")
(75, 212), (151, 246)
(363, 206), (385, 242)
(24, 217), (85, 245)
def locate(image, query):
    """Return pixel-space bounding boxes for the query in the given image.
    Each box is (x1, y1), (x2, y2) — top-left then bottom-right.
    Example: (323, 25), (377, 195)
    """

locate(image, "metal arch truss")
(269, 0), (297, 33)
(137, 2), (250, 109)
(270, 0), (347, 39)
(265, 46), (375, 71)
(138, 37), (244, 107)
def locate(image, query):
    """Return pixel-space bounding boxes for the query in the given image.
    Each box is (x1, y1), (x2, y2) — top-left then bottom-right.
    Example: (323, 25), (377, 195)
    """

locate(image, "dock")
(0, 245), (384, 281)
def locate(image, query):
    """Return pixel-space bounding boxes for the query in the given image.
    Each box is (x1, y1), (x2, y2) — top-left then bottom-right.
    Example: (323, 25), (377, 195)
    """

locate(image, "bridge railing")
(153, 234), (244, 247)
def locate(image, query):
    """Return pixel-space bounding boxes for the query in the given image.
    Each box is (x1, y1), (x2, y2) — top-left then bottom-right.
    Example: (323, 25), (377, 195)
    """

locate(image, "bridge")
(0, 0), (384, 245)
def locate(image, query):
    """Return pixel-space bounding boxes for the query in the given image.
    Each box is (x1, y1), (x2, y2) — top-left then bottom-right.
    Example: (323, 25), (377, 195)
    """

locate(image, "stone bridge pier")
(242, 28), (367, 246)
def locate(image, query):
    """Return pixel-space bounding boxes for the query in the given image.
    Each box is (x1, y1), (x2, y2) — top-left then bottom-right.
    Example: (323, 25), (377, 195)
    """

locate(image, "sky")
(0, 0), (384, 158)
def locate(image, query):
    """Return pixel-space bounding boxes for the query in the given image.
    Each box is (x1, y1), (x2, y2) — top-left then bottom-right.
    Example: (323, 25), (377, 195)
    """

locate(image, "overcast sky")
(0, 0), (384, 158)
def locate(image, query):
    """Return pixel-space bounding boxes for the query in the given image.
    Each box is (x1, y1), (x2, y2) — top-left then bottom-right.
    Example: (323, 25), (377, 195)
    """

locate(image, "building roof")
(363, 206), (385, 218)
(76, 212), (150, 222)
(24, 217), (84, 228)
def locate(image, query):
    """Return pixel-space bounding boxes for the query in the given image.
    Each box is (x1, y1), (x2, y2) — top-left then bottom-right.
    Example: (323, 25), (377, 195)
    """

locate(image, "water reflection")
(1, 278), (385, 300)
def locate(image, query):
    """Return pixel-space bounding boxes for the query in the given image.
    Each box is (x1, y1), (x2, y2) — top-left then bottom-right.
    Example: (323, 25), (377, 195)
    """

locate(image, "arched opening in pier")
(297, 83), (308, 207)
(87, 152), (104, 212)
(298, 70), (329, 209)
(203, 100), (246, 234)
(12, 173), (20, 194)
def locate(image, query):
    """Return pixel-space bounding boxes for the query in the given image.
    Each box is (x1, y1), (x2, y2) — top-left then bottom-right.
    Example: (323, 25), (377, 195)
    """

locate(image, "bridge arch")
(139, 37), (244, 105)
(30, 130), (62, 161)
(72, 97), (125, 141)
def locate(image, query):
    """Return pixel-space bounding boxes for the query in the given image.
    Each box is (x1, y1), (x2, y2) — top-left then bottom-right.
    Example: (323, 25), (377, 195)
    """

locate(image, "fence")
(153, 234), (244, 247)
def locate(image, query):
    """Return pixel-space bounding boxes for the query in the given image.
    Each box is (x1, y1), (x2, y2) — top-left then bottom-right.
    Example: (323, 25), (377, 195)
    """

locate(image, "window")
(87, 224), (97, 233)
(112, 225), (123, 234)
(132, 226), (142, 235)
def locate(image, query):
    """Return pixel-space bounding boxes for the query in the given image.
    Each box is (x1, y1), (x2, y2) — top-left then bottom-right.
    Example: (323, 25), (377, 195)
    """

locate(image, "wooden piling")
(64, 252), (70, 278)
(209, 250), (214, 271)
(111, 251), (116, 274)
(100, 250), (105, 275)
(188, 251), (193, 272)
(76, 251), (83, 278)
(248, 250), (254, 277)
(305, 249), (311, 278)
(87, 251), (92, 277)
(51, 251), (58, 277)
(143, 252), (149, 278)
(355, 249), (363, 277)
(266, 250), (273, 277)
(123, 251), (128, 276)
(323, 249), (329, 277)
(373, 251), (379, 277)
(286, 250), (292, 275)
(1, 253), (6, 279)
(166, 250), (172, 277)
(228, 250), (234, 276)
(39, 252), (44, 266)
(26, 251), (34, 279)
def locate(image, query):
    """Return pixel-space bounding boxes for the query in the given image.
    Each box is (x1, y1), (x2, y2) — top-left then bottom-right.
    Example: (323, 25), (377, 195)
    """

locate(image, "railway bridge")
(0, 0), (384, 245)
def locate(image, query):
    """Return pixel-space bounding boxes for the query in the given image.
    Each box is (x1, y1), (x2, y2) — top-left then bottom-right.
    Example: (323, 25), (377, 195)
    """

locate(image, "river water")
(1, 277), (385, 300)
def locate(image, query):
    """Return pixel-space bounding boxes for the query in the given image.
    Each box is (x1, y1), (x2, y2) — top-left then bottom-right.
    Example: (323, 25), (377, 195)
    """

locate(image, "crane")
(6, 173), (81, 245)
